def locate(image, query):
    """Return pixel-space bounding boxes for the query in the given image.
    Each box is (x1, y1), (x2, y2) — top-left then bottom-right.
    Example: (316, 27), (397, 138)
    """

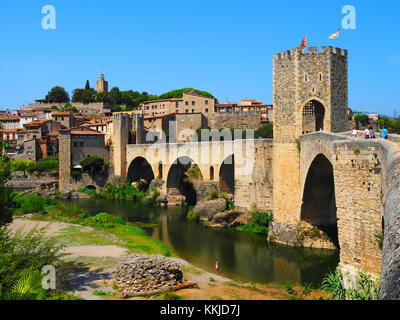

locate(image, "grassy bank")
(11, 194), (173, 257)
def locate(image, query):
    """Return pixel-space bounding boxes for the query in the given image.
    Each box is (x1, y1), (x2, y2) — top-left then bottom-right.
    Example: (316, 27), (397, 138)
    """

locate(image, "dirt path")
(7, 216), (328, 300)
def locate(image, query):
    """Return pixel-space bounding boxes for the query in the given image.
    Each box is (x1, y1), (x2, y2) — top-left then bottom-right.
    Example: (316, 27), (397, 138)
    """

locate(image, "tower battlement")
(273, 46), (348, 61)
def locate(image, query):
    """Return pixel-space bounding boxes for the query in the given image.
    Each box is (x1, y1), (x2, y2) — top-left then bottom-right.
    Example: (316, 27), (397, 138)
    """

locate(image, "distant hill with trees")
(159, 88), (217, 103)
(43, 83), (218, 111)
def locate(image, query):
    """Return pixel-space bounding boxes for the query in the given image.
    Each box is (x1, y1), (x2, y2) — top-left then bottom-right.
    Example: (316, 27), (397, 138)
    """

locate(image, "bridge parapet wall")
(332, 140), (385, 285)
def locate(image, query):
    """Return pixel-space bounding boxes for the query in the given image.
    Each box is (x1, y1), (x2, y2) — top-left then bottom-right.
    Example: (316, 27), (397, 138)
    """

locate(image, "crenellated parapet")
(273, 46), (348, 61)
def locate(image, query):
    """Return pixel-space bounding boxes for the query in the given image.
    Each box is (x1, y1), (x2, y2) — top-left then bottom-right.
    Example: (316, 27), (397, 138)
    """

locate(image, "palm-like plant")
(2, 271), (46, 300)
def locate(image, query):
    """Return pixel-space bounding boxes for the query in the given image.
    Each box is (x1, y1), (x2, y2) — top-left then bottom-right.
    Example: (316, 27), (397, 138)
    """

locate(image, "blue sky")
(0, 0), (399, 116)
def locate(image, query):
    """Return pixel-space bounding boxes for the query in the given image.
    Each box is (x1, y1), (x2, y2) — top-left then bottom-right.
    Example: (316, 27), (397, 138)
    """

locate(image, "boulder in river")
(194, 198), (227, 221)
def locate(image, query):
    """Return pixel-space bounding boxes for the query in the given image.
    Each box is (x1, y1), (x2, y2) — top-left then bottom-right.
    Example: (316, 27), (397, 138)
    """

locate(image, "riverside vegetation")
(77, 183), (160, 206)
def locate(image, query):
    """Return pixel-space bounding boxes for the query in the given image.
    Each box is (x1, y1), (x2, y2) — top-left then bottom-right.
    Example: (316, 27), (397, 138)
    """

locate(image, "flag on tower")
(329, 28), (340, 39)
(300, 34), (307, 48)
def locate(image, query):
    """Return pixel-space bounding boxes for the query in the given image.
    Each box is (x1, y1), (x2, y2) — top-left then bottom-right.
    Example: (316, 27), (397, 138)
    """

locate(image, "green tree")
(159, 88), (217, 103)
(255, 123), (273, 139)
(80, 88), (96, 104)
(0, 153), (12, 226)
(45, 86), (70, 103)
(85, 80), (90, 90)
(72, 88), (84, 103)
(354, 114), (370, 127)
(80, 156), (104, 175)
(109, 87), (122, 106)
(95, 91), (111, 105)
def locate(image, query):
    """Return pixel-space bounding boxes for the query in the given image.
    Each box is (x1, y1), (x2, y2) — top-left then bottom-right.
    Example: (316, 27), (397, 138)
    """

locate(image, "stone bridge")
(112, 127), (400, 296)
(299, 131), (400, 297)
(114, 138), (274, 210)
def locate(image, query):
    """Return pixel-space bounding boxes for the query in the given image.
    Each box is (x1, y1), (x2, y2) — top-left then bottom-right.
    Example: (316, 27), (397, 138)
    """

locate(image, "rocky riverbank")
(194, 198), (253, 228)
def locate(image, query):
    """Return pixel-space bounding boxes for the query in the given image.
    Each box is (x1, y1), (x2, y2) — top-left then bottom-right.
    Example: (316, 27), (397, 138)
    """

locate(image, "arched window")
(210, 166), (214, 180)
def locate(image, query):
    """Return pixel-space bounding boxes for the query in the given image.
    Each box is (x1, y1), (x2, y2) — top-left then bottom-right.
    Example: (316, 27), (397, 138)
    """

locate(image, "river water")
(66, 199), (339, 286)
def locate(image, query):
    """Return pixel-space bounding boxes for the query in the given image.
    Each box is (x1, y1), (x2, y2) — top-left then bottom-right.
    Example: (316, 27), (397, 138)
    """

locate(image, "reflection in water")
(65, 199), (339, 285)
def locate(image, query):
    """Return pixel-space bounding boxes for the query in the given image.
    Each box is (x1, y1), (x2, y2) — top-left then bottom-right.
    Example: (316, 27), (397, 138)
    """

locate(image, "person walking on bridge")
(364, 126), (370, 139)
(352, 127), (358, 138)
(381, 126), (389, 140)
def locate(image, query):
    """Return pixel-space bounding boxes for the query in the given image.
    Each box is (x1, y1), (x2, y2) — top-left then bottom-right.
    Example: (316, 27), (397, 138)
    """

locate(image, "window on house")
(192, 101), (195, 106)
(79, 141), (84, 147)
(73, 142), (78, 147)
(185, 109), (188, 113)
(185, 101), (188, 106)
(304, 74), (308, 82)
(205, 100), (208, 105)
(192, 109), (195, 113)
(319, 73), (322, 82)
(205, 108), (208, 113)
(61, 117), (64, 121)
(176, 102), (179, 108)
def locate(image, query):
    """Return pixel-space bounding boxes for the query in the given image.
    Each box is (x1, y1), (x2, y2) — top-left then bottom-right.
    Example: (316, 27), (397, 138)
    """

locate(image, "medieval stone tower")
(272, 46), (348, 226)
(97, 74), (109, 93)
(112, 112), (145, 185)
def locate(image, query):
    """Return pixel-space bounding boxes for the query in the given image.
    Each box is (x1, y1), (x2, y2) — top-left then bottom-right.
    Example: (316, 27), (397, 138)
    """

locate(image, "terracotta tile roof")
(70, 130), (105, 135)
(24, 119), (51, 126)
(0, 129), (23, 133)
(20, 113), (38, 117)
(52, 112), (71, 116)
(141, 98), (182, 104)
(144, 113), (175, 120)
(0, 116), (20, 120)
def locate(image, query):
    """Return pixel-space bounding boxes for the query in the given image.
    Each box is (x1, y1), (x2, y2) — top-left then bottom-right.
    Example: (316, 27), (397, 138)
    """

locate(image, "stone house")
(140, 90), (215, 118)
(144, 113), (176, 143)
(0, 116), (21, 129)
(67, 127), (109, 166)
(51, 111), (75, 129)
(175, 113), (208, 143)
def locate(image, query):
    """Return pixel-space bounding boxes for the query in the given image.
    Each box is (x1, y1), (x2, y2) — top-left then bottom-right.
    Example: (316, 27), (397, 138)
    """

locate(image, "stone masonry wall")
(333, 140), (383, 282)
(234, 139), (273, 211)
(208, 112), (262, 130)
(58, 130), (71, 192)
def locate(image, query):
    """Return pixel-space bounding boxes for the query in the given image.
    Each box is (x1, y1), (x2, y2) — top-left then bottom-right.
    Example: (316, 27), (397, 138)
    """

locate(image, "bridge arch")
(219, 154), (235, 194)
(127, 156), (155, 185)
(301, 153), (339, 247)
(167, 156), (204, 206)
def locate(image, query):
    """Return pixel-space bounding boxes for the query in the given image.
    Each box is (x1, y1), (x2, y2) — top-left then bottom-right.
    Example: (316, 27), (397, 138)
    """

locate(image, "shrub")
(80, 156), (104, 175)
(254, 123), (273, 139)
(237, 208), (273, 236)
(186, 206), (199, 221)
(0, 227), (65, 295)
(89, 212), (125, 228)
(208, 191), (219, 200)
(15, 194), (44, 214)
(321, 270), (381, 300)
(27, 155), (59, 173)
(10, 160), (28, 173)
